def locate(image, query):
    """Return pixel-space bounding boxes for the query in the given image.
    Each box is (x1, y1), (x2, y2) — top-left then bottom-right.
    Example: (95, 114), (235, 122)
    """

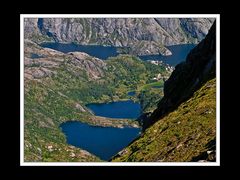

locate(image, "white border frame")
(20, 14), (220, 166)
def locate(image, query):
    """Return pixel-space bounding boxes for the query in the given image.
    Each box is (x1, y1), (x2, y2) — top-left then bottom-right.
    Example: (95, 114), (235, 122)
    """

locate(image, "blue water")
(139, 44), (195, 66)
(86, 100), (141, 119)
(152, 86), (162, 89)
(31, 53), (44, 59)
(128, 91), (136, 96)
(60, 121), (140, 160)
(37, 18), (43, 31)
(41, 42), (118, 60)
(40, 43), (195, 66)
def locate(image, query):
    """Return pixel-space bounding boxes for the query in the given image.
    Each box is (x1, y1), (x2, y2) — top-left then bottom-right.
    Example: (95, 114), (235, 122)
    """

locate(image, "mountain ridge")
(24, 18), (214, 56)
(23, 18), (216, 162)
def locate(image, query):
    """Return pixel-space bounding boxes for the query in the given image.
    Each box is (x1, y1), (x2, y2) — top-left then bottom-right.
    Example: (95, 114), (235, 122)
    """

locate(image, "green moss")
(139, 80), (164, 91)
(112, 78), (216, 162)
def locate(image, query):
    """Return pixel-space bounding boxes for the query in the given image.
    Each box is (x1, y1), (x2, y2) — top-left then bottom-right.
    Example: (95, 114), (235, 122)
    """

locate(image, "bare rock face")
(24, 18), (41, 39)
(154, 18), (214, 44)
(24, 18), (214, 56)
(130, 40), (172, 56)
(179, 18), (215, 42)
(68, 52), (107, 79)
(24, 40), (107, 82)
(75, 103), (86, 112)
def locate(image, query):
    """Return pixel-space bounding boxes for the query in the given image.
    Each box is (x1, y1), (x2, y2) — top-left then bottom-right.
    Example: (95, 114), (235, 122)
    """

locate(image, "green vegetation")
(24, 43), (171, 162)
(138, 80), (164, 91)
(138, 87), (164, 113)
(24, 19), (215, 163)
(105, 55), (168, 101)
(112, 78), (216, 162)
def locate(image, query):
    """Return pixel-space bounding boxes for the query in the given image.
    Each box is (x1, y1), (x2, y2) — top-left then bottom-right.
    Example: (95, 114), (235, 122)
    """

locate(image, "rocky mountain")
(24, 18), (214, 56)
(24, 40), (107, 81)
(23, 18), (216, 162)
(112, 21), (216, 162)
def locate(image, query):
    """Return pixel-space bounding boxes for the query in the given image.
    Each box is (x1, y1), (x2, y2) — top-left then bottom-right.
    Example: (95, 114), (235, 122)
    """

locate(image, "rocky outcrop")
(24, 18), (214, 56)
(24, 40), (107, 81)
(155, 18), (214, 44)
(180, 18), (215, 42)
(143, 21), (216, 130)
(68, 52), (107, 79)
(24, 18), (41, 37)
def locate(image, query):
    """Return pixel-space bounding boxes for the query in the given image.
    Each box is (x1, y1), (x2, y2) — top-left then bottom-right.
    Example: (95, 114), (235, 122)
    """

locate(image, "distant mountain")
(24, 18), (214, 56)
(112, 21), (216, 162)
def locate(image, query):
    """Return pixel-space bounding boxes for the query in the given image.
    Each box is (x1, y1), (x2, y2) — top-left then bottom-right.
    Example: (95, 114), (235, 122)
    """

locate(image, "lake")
(152, 86), (162, 89)
(30, 53), (44, 59)
(40, 42), (195, 66)
(139, 44), (196, 66)
(128, 91), (136, 96)
(60, 121), (140, 161)
(41, 42), (118, 60)
(86, 100), (141, 119)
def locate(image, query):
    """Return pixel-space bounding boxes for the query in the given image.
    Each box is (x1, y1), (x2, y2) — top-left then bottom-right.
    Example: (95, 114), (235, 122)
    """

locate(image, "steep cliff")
(23, 18), (216, 162)
(112, 21), (216, 162)
(112, 78), (216, 162)
(143, 21), (216, 130)
(24, 18), (214, 56)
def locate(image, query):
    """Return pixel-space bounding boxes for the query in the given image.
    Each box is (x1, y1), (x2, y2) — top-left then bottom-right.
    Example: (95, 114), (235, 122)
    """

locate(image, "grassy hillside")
(112, 78), (216, 162)
(24, 41), (171, 161)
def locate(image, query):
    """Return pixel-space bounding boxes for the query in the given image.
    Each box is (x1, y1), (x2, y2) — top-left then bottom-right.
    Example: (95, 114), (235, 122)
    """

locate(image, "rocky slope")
(112, 21), (216, 162)
(24, 18), (214, 56)
(143, 21), (216, 130)
(24, 40), (107, 81)
(24, 18), (216, 162)
(112, 78), (216, 162)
